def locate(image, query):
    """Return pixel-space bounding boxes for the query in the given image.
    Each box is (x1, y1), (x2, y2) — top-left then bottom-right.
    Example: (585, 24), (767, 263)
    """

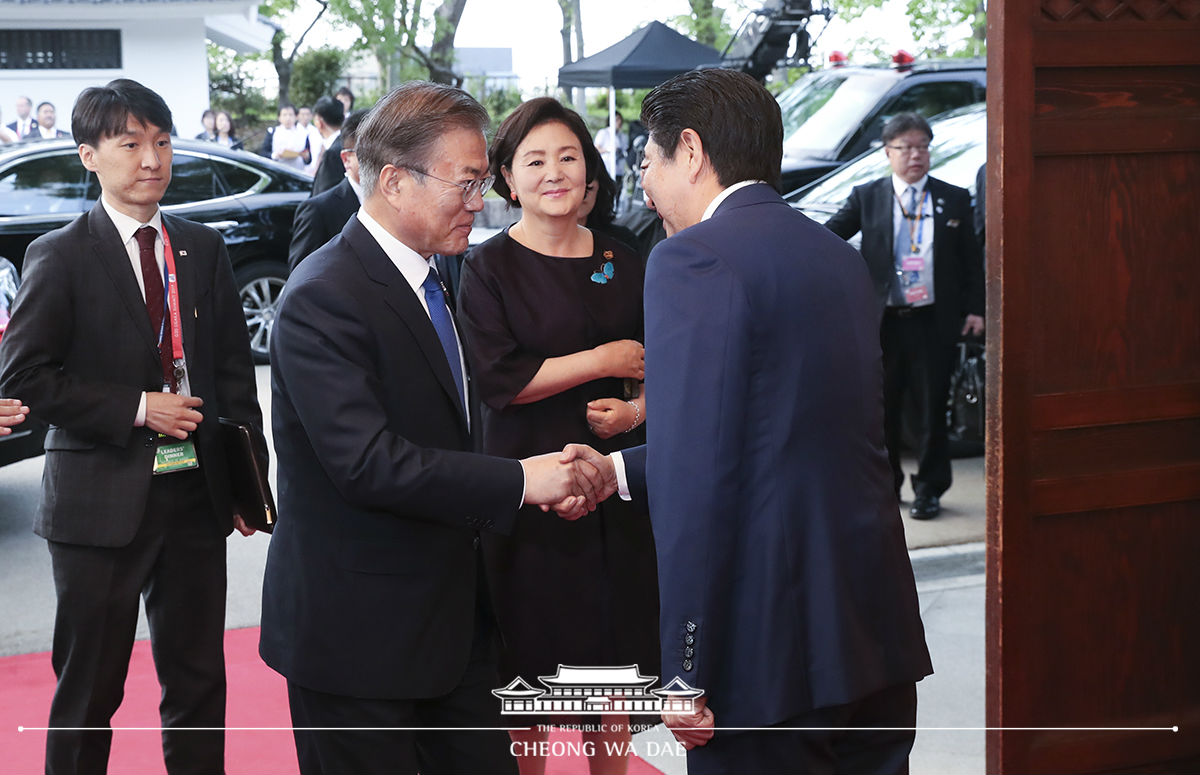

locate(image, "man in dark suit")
(307, 96), (345, 194)
(7, 95), (37, 139)
(260, 81), (602, 775)
(0, 79), (263, 774)
(824, 112), (985, 519)
(567, 69), (932, 774)
(288, 108), (365, 271)
(28, 101), (69, 140)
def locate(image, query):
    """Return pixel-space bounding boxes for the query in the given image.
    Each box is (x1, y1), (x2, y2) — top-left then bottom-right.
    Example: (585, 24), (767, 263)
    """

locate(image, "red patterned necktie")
(134, 226), (175, 392)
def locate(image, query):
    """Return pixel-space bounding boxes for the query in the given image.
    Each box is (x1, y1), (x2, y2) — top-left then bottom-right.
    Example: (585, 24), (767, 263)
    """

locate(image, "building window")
(0, 29), (122, 69)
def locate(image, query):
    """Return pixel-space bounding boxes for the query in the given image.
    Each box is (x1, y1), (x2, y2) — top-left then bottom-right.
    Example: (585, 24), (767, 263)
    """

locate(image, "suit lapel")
(87, 203), (160, 363)
(342, 219), (469, 429)
(875, 178), (896, 258)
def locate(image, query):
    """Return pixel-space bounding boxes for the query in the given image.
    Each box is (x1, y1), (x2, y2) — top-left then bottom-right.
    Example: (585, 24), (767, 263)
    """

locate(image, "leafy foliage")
(834, 0), (986, 58)
(289, 47), (349, 108)
(206, 42), (276, 144)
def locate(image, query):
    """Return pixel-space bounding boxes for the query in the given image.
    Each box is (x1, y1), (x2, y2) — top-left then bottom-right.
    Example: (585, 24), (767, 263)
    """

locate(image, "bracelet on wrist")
(623, 400), (641, 433)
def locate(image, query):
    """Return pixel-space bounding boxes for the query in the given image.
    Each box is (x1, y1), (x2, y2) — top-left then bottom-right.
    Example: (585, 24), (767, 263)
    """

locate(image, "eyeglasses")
(402, 166), (494, 203)
(885, 143), (931, 155)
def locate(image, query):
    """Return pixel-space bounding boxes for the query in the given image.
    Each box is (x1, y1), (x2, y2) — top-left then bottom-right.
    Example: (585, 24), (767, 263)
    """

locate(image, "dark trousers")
(686, 682), (917, 775)
(44, 468), (227, 775)
(881, 307), (955, 498)
(287, 613), (516, 775)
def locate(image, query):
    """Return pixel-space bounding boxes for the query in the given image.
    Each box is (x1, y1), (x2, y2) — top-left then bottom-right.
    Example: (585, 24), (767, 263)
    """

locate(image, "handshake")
(520, 444), (619, 520)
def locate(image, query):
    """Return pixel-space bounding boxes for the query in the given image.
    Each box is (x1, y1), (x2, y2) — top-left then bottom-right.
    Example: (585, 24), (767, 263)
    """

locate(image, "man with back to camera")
(564, 68), (933, 774)
(260, 81), (606, 775)
(0, 78), (264, 774)
(824, 112), (985, 520)
(289, 108), (365, 271)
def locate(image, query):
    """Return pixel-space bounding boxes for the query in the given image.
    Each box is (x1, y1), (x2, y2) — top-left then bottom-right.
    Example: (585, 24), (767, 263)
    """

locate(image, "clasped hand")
(663, 697), (715, 749)
(145, 392), (204, 439)
(520, 443), (618, 520)
(0, 398), (30, 436)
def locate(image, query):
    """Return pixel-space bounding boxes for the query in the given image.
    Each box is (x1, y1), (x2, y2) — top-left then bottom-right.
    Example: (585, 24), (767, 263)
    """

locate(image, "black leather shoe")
(911, 494), (940, 520)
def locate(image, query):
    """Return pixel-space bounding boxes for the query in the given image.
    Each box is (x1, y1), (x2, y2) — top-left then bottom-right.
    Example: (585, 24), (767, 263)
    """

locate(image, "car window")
(885, 81), (979, 122)
(160, 154), (227, 206)
(213, 160), (263, 195)
(0, 153), (88, 216)
(780, 71), (899, 158)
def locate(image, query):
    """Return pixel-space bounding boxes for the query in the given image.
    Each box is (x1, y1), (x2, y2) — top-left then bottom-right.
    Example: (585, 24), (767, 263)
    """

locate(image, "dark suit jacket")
(824, 175), (984, 344)
(22, 128), (68, 141)
(310, 135), (345, 196)
(260, 215), (525, 700)
(6, 118), (36, 139)
(623, 184), (931, 727)
(287, 177), (358, 271)
(0, 202), (262, 546)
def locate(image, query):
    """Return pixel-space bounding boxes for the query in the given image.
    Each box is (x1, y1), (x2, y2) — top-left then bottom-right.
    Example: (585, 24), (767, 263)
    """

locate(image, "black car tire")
(234, 260), (287, 364)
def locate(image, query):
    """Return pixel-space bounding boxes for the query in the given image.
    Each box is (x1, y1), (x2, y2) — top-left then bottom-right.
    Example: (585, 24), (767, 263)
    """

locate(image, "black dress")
(458, 228), (660, 692)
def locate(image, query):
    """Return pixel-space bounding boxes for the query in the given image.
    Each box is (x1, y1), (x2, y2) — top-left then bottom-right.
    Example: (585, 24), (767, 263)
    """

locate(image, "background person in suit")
(567, 68), (933, 774)
(259, 81), (604, 775)
(288, 108), (366, 271)
(30, 101), (69, 140)
(8, 95), (37, 139)
(309, 96), (348, 195)
(0, 78), (263, 775)
(824, 112), (985, 519)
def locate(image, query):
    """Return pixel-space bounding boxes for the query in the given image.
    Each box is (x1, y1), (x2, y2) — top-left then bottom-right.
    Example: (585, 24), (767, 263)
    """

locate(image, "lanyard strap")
(895, 188), (929, 253)
(158, 223), (185, 362)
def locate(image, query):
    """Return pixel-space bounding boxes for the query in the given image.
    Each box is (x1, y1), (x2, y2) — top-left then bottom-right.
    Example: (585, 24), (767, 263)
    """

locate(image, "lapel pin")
(178, 250), (188, 257)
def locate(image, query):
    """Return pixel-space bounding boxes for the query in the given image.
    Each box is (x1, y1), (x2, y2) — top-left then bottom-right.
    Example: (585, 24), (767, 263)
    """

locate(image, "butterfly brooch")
(591, 250), (616, 284)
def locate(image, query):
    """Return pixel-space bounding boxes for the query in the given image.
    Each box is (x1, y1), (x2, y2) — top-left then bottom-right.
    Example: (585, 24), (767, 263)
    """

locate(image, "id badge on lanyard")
(152, 223), (199, 475)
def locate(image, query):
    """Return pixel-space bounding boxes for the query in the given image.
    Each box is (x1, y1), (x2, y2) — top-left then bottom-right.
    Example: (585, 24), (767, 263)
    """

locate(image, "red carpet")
(1, 627), (663, 774)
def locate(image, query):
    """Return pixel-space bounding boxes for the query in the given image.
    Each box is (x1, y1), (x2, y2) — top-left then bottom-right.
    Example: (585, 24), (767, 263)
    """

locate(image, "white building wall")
(2, 15), (221, 139)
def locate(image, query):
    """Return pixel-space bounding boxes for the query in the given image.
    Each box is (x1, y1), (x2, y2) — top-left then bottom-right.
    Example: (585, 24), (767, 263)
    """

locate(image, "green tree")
(289, 46), (349, 108)
(670, 0), (753, 53)
(327, 0), (470, 91)
(207, 42), (275, 140)
(835, 0), (986, 58)
(261, 0), (331, 106)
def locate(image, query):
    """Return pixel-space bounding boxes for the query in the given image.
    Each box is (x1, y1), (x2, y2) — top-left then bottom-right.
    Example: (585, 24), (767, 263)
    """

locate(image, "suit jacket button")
(682, 659), (694, 672)
(686, 621), (697, 633)
(685, 634), (695, 645)
(684, 646), (694, 658)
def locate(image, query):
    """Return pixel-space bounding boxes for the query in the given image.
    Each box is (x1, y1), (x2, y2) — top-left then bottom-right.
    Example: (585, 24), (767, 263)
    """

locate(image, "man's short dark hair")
(640, 68), (782, 190)
(313, 96), (344, 129)
(341, 109), (368, 151)
(488, 97), (599, 208)
(356, 81), (489, 197)
(70, 79), (171, 148)
(881, 112), (933, 145)
(335, 86), (355, 110)
(37, 101), (54, 113)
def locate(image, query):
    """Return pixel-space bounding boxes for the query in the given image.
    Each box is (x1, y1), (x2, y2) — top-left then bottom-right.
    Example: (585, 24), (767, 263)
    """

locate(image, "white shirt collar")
(100, 195), (163, 245)
(355, 208), (434, 296)
(346, 173), (364, 203)
(892, 174), (928, 198)
(701, 180), (765, 222)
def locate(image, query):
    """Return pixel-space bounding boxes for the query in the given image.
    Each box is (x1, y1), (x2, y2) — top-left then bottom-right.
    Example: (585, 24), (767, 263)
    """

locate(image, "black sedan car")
(0, 137), (312, 363)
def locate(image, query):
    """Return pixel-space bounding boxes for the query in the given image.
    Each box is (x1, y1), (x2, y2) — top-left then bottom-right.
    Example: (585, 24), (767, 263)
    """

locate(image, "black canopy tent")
(557, 20), (723, 89)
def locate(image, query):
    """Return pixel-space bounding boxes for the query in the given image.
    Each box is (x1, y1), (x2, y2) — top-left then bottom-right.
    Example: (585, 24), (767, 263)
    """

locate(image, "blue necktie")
(421, 268), (466, 413)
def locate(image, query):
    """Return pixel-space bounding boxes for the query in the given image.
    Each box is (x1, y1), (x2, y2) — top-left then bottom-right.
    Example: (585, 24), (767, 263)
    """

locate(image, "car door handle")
(202, 220), (239, 230)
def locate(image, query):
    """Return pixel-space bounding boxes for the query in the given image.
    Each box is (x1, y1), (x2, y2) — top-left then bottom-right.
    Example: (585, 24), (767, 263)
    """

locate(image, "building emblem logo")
(492, 665), (703, 715)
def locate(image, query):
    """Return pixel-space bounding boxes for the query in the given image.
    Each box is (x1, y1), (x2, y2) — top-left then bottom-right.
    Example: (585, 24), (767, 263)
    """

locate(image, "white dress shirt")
(100, 196), (192, 423)
(890, 173), (935, 306)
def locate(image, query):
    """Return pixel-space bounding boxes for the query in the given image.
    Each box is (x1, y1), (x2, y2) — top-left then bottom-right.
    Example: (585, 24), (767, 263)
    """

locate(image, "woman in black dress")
(458, 98), (659, 775)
